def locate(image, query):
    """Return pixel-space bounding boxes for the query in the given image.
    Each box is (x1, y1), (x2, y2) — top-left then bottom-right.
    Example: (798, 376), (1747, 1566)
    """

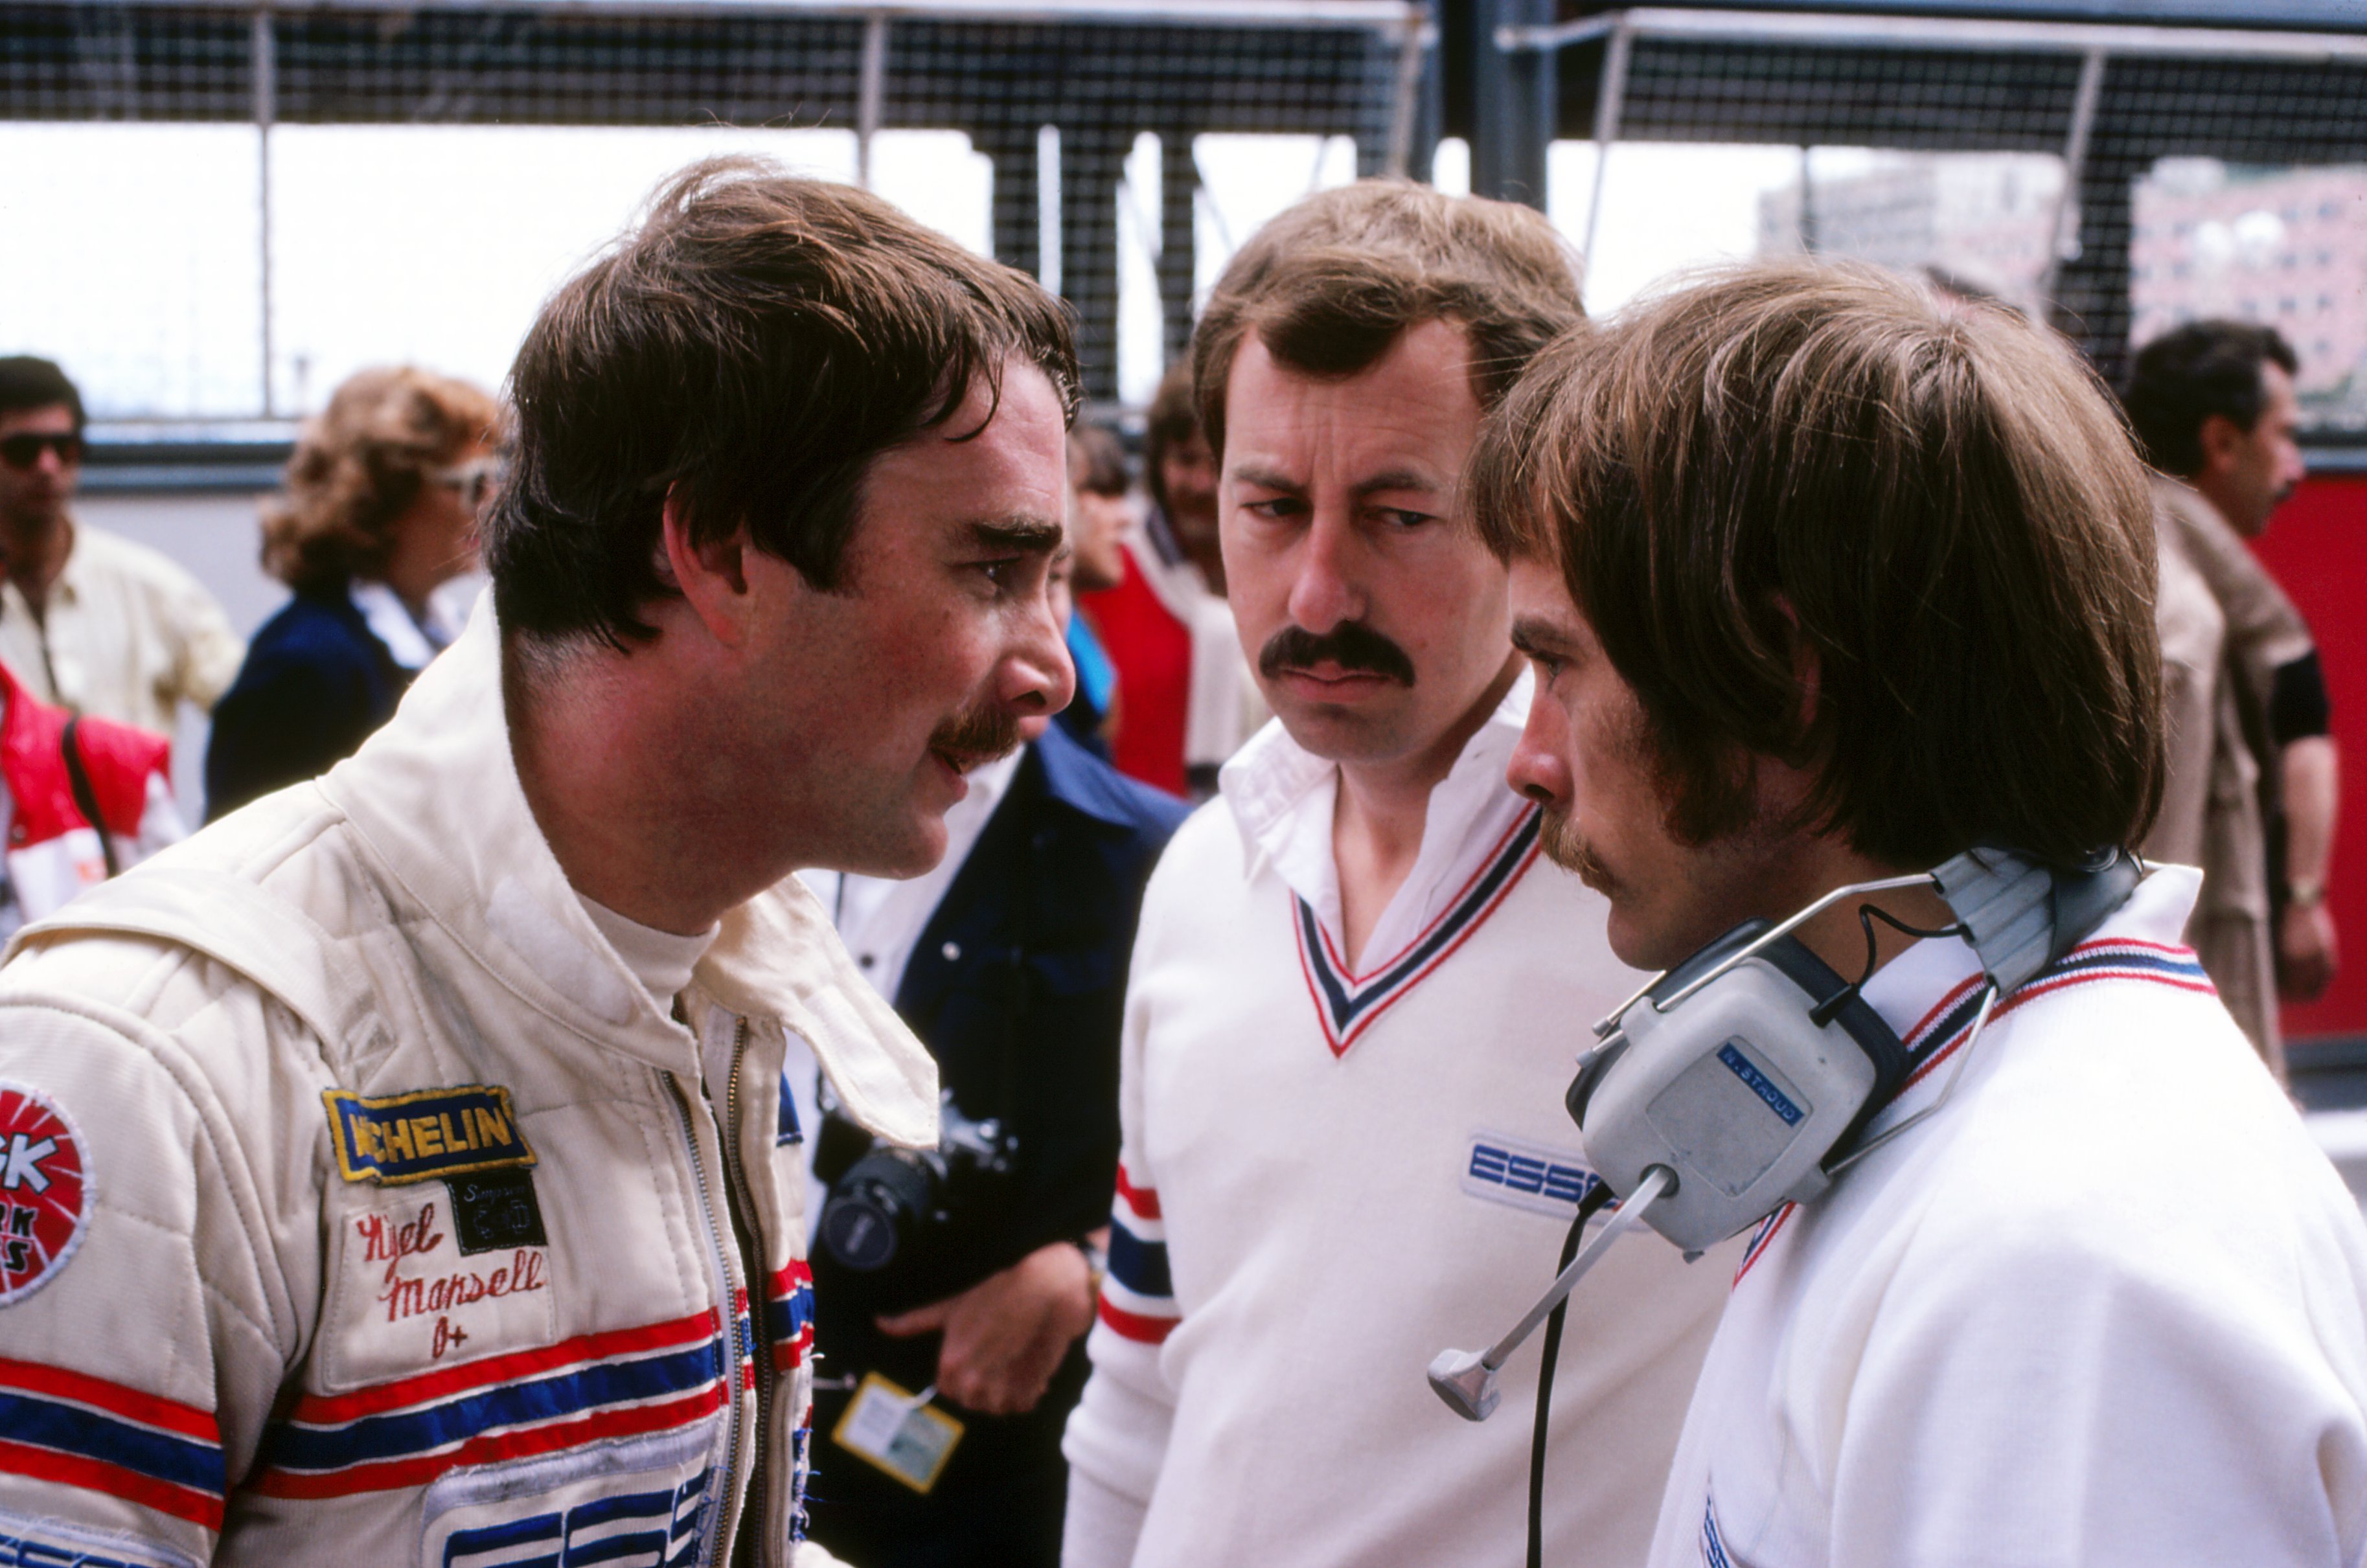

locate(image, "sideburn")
(1635, 707), (1767, 848)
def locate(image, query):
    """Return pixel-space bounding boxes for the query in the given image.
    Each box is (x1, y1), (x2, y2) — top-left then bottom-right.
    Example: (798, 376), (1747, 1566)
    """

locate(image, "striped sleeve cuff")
(1098, 1165), (1178, 1344)
(0, 1356), (225, 1531)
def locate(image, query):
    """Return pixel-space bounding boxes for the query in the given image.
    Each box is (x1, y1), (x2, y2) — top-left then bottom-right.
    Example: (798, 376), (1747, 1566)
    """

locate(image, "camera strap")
(60, 717), (120, 880)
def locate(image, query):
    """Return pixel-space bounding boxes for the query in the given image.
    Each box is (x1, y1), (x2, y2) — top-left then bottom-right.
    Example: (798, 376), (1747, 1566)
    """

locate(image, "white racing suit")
(0, 603), (937, 1567)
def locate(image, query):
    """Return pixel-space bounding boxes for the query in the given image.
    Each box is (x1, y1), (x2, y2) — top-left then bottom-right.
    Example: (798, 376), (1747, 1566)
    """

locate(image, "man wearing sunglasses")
(0, 356), (245, 737)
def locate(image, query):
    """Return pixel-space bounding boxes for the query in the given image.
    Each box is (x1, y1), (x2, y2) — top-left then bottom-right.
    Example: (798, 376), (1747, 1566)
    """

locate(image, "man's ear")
(660, 487), (754, 650)
(2197, 411), (2247, 477)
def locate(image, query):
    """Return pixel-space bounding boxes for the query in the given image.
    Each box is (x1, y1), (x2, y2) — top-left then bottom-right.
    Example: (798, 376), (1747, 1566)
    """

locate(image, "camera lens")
(819, 1153), (932, 1272)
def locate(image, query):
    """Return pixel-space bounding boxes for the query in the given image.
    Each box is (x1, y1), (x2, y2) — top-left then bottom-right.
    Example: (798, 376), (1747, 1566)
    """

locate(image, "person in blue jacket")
(795, 683), (1189, 1568)
(1057, 423), (1134, 760)
(204, 366), (501, 820)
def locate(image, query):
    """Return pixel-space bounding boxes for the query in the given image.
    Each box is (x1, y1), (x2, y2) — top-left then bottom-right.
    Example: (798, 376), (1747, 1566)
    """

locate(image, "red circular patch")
(0, 1082), (88, 1306)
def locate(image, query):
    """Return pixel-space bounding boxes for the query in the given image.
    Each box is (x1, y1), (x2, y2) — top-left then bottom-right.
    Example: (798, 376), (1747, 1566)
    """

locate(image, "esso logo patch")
(0, 1082), (89, 1306)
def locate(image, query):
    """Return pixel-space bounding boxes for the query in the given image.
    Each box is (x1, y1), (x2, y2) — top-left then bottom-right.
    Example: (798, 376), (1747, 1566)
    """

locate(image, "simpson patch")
(324, 1085), (535, 1187)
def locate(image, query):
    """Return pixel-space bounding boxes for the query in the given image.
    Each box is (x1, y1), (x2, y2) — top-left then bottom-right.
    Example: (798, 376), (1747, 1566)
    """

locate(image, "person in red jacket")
(1075, 367), (1261, 798)
(0, 654), (183, 938)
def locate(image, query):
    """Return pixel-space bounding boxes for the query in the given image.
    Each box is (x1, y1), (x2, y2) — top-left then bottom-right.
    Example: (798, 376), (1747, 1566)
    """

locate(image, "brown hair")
(1191, 179), (1584, 457)
(1069, 422), (1130, 498)
(262, 366), (499, 595)
(486, 157), (1078, 650)
(1141, 363), (1202, 519)
(2123, 318), (2300, 477)
(1475, 259), (2163, 868)
(0, 356), (84, 434)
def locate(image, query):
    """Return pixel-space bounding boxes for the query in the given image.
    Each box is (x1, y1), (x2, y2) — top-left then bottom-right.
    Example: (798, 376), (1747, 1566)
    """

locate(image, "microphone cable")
(1529, 1178), (1617, 1568)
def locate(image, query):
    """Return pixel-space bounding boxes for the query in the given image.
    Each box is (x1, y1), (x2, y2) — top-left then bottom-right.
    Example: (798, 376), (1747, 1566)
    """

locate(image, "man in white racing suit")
(0, 158), (1078, 1568)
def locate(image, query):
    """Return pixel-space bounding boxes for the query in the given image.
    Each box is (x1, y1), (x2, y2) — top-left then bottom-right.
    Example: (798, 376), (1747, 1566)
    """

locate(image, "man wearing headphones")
(1060, 181), (1732, 1568)
(1480, 261), (2367, 1566)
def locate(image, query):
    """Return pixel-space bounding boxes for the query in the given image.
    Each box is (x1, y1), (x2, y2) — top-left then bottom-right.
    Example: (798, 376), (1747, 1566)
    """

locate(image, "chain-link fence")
(0, 1), (1422, 422)
(1498, 7), (2367, 438)
(8, 3), (2367, 434)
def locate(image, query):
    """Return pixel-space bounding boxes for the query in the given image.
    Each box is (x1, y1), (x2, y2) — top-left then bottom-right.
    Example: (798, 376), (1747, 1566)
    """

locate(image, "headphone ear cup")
(1570, 936), (1907, 1251)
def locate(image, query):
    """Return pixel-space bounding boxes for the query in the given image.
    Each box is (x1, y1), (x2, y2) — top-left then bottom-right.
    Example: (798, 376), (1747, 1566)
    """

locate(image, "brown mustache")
(1257, 620), (1416, 686)
(1538, 810), (1617, 893)
(928, 703), (1023, 771)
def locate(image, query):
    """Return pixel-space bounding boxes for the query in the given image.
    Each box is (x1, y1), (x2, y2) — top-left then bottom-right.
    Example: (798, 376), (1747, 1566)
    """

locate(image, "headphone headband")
(1933, 846), (2144, 997)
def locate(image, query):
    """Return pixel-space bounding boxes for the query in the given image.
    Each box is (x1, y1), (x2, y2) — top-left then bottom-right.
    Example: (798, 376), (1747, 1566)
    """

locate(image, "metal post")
(1037, 124), (1061, 297)
(2041, 46), (2107, 308)
(1158, 129), (1196, 367)
(1059, 128), (1125, 401)
(1472, 0), (1554, 207)
(252, 7), (275, 418)
(1409, 0), (1445, 186)
(1797, 144), (1817, 253)
(1579, 20), (1630, 266)
(1383, 5), (1430, 179)
(2054, 150), (2143, 382)
(856, 12), (887, 190)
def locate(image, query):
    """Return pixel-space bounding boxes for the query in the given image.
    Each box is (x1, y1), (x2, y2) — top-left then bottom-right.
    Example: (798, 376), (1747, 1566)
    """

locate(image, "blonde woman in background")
(203, 366), (500, 820)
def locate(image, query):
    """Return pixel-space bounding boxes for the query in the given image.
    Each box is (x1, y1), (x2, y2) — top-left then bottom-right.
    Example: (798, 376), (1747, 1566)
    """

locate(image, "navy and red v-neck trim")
(1290, 806), (1545, 1056)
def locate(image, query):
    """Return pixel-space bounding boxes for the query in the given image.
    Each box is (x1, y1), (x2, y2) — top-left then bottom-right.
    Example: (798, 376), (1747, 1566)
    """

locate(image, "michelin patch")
(323, 1084), (535, 1186)
(0, 1081), (90, 1306)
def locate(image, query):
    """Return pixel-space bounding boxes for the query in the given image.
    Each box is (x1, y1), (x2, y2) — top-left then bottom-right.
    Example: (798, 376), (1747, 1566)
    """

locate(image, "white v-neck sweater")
(1063, 702), (1739, 1568)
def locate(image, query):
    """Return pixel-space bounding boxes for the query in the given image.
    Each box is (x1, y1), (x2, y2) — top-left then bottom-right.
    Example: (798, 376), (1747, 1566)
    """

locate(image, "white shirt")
(0, 521), (245, 732)
(575, 891), (723, 1084)
(1649, 864), (2367, 1568)
(575, 893), (717, 1005)
(1220, 670), (1537, 965)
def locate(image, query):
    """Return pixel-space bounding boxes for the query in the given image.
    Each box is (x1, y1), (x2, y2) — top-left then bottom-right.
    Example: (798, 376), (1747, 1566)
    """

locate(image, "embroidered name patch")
(325, 1085), (536, 1187)
(0, 1081), (90, 1306)
(1461, 1130), (1600, 1218)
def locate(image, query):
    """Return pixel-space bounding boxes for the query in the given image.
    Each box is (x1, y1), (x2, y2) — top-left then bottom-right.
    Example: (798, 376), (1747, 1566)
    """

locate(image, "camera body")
(813, 1089), (1020, 1310)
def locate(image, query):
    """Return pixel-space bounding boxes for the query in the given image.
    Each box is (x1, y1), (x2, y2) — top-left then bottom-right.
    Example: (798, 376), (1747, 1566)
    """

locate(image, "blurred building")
(2129, 159), (2367, 427)
(1757, 153), (2065, 313)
